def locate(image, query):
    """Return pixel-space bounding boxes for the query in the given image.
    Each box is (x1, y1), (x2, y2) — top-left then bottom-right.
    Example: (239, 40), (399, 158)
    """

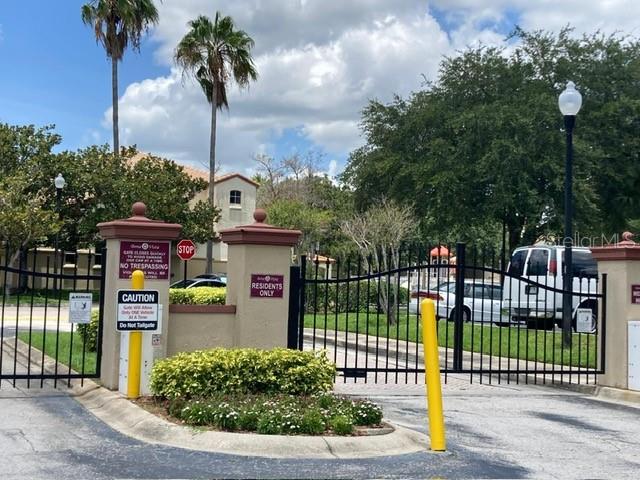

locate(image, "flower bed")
(147, 347), (386, 436)
(164, 393), (383, 435)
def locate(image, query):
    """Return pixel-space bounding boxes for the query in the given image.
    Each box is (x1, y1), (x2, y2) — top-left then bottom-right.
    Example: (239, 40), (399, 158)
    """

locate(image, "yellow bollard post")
(127, 270), (144, 399)
(421, 298), (446, 451)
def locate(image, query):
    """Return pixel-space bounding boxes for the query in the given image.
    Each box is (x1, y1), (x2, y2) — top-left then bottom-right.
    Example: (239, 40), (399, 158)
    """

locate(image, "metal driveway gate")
(0, 246), (106, 387)
(289, 243), (606, 385)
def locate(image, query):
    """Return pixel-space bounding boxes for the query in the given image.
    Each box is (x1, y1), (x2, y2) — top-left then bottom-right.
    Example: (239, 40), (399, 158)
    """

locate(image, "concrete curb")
(6, 337), (430, 459)
(592, 385), (640, 406)
(73, 384), (430, 459)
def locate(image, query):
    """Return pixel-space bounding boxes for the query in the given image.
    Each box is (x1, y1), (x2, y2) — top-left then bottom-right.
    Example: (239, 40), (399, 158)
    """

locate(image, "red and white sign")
(632, 285), (640, 304)
(177, 239), (197, 261)
(250, 274), (284, 298)
(119, 241), (170, 280)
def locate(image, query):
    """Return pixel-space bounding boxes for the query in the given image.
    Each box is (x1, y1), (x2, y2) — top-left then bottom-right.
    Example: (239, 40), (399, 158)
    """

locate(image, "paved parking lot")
(337, 376), (640, 479)
(0, 369), (639, 479)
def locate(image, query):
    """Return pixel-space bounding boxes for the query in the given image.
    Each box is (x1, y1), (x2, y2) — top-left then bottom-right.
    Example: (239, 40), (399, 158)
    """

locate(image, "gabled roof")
(127, 152), (259, 188)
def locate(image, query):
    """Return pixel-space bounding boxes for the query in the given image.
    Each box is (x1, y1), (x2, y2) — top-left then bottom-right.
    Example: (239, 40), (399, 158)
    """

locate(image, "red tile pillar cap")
(219, 209), (302, 246)
(591, 231), (640, 261)
(97, 202), (182, 240)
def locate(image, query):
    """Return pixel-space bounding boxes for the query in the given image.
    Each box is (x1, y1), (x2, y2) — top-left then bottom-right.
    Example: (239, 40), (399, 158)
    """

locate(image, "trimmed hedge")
(305, 280), (409, 313)
(150, 348), (336, 399)
(169, 287), (226, 305)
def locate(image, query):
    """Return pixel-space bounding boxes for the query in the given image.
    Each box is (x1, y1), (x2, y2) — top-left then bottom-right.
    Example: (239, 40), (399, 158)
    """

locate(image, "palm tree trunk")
(205, 84), (218, 274)
(111, 57), (120, 155)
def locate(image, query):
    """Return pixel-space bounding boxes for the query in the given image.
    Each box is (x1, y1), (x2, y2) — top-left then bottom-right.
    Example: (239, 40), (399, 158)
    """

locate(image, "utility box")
(629, 321), (640, 391)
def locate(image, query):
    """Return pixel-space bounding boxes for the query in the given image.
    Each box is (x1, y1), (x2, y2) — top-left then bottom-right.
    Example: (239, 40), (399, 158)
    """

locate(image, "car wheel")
(449, 308), (471, 323)
(493, 322), (511, 327)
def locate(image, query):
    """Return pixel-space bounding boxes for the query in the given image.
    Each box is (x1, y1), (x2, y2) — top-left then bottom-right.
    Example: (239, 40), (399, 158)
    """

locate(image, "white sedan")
(408, 281), (502, 324)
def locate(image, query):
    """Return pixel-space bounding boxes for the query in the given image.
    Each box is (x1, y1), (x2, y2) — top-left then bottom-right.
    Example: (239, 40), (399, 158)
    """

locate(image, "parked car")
(409, 281), (502, 323)
(194, 273), (227, 283)
(170, 278), (226, 289)
(500, 245), (598, 332)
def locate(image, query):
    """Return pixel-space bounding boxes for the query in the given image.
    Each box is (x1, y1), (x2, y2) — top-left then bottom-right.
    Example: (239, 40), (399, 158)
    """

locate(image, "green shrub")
(150, 348), (336, 399)
(300, 409), (325, 435)
(305, 281), (409, 313)
(180, 401), (217, 425)
(351, 400), (383, 426)
(237, 409), (260, 431)
(329, 415), (354, 435)
(76, 310), (100, 352)
(256, 411), (285, 435)
(169, 287), (226, 305)
(317, 392), (336, 409)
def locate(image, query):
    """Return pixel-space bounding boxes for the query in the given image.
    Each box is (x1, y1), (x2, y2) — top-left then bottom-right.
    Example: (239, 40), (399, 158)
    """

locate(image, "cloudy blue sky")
(1, 1), (638, 177)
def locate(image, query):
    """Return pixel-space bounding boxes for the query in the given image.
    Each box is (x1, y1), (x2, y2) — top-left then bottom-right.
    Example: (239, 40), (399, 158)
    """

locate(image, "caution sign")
(117, 289), (159, 331)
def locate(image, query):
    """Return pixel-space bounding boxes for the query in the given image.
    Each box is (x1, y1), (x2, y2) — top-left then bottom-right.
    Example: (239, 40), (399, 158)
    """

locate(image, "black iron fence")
(0, 245), (105, 387)
(290, 243), (606, 385)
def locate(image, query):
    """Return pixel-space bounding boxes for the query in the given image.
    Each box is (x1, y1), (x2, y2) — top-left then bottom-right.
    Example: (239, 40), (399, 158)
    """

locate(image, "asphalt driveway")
(1, 373), (639, 479)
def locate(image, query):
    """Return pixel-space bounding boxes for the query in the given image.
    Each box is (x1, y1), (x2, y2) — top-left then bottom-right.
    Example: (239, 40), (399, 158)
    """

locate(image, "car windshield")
(171, 279), (196, 288)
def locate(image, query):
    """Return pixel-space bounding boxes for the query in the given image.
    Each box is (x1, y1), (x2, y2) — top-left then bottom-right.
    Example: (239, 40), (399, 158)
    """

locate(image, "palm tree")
(81, 0), (159, 155)
(175, 13), (258, 273)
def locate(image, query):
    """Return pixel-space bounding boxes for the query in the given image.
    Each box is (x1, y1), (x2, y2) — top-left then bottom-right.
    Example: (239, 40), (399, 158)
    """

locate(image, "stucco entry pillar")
(97, 202), (181, 390)
(591, 232), (640, 391)
(220, 210), (301, 349)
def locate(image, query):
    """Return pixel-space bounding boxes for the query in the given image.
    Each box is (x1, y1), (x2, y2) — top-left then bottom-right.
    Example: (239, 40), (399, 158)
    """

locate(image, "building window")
(230, 190), (242, 205)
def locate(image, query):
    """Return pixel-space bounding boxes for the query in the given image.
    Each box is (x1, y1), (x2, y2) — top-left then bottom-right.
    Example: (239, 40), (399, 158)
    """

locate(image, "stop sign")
(177, 239), (196, 261)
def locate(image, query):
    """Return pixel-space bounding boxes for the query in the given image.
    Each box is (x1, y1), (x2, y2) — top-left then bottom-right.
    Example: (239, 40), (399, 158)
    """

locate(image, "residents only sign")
(632, 285), (640, 304)
(250, 274), (284, 298)
(116, 289), (159, 331)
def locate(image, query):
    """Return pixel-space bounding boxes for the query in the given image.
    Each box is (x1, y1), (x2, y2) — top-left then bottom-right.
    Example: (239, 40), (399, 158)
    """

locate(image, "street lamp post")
(558, 81), (582, 348)
(53, 173), (66, 291)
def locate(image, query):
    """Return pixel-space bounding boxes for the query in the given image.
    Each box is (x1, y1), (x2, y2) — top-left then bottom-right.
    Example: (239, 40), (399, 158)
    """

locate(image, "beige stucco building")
(188, 170), (259, 272)
(130, 153), (259, 279)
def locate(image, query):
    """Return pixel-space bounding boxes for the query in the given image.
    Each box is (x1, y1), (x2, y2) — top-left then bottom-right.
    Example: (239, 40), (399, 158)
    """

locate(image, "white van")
(500, 245), (598, 332)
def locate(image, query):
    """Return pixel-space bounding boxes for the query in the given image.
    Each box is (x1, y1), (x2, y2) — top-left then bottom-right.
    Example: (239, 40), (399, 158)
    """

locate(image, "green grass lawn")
(16, 330), (97, 374)
(304, 312), (596, 368)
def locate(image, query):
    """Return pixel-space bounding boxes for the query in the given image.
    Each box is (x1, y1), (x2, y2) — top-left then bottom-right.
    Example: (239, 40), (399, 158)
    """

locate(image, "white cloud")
(116, 2), (451, 173)
(109, 0), (640, 175)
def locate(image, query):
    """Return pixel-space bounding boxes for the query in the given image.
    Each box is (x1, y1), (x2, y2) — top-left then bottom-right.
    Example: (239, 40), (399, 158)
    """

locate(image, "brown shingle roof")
(127, 152), (259, 187)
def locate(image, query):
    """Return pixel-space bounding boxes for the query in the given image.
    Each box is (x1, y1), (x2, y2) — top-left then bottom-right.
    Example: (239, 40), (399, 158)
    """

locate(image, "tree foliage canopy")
(174, 12), (258, 110)
(81, 0), (159, 61)
(0, 123), (219, 251)
(254, 153), (354, 256)
(342, 28), (640, 250)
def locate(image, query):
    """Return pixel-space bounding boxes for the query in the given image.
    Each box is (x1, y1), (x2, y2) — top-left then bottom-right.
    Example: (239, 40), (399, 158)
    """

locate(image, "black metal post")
(53, 187), (62, 291)
(562, 115), (575, 348)
(453, 242), (466, 371)
(298, 256), (307, 350)
(183, 259), (188, 287)
(288, 265), (301, 349)
(501, 212), (507, 284)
